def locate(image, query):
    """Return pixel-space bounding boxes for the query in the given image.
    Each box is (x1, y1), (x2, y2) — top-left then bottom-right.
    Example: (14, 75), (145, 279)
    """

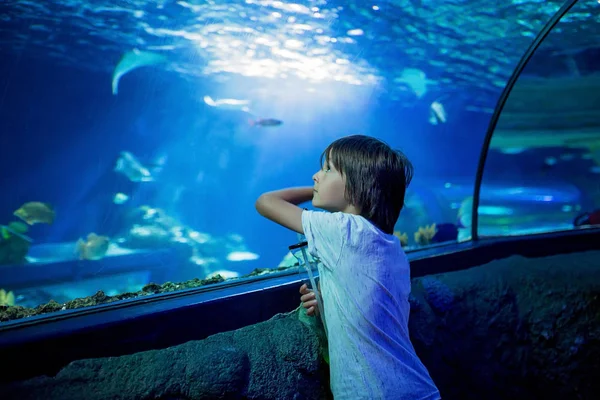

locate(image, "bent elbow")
(255, 194), (270, 216)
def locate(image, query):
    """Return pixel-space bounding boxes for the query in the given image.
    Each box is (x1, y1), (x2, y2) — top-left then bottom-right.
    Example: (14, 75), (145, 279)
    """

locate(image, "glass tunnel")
(0, 0), (599, 397)
(1, 0), (598, 322)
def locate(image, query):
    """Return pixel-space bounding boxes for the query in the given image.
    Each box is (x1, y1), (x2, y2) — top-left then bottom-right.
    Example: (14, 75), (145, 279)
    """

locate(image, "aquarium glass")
(0, 0), (567, 319)
(480, 0), (600, 238)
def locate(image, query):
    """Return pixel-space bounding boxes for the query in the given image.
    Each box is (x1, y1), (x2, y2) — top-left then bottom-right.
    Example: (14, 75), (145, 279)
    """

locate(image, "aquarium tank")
(0, 0), (599, 324)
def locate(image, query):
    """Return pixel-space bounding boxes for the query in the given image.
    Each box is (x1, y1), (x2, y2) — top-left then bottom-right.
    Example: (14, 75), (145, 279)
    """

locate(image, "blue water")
(1, 0), (599, 307)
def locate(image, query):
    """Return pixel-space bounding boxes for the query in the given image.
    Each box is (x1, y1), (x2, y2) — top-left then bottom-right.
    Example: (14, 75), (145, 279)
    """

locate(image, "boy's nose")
(312, 172), (319, 182)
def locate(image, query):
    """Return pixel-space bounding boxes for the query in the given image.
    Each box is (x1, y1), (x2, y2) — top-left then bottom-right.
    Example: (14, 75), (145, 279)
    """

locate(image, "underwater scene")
(0, 0), (599, 323)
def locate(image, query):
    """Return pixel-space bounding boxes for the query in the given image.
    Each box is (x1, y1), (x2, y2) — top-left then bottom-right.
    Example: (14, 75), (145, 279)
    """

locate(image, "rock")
(2, 250), (599, 399)
(0, 307), (331, 400)
(410, 250), (600, 400)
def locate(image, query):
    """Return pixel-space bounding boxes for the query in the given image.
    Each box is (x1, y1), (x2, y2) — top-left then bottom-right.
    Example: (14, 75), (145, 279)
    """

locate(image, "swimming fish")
(114, 151), (155, 182)
(113, 192), (130, 204)
(14, 202), (55, 225)
(429, 101), (447, 125)
(112, 49), (168, 95)
(203, 95), (251, 112)
(76, 233), (110, 261)
(226, 251), (259, 261)
(249, 118), (283, 127)
(394, 68), (433, 98)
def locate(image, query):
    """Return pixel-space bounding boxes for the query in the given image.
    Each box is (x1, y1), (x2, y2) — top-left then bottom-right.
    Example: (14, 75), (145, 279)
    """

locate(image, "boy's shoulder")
(303, 210), (394, 240)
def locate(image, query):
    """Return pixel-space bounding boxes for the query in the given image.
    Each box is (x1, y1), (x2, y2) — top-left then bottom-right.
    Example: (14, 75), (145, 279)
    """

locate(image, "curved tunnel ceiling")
(472, 0), (599, 240)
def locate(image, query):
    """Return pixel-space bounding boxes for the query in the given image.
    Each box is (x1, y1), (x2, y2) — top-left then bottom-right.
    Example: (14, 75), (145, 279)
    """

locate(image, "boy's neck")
(340, 204), (361, 215)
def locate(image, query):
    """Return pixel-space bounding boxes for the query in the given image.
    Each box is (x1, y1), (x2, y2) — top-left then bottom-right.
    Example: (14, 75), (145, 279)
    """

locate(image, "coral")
(393, 231), (409, 247)
(0, 263), (299, 322)
(0, 289), (15, 306)
(414, 223), (437, 246)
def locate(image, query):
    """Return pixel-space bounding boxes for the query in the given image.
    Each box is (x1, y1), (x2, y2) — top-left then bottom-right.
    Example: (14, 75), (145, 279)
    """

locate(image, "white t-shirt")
(302, 210), (440, 400)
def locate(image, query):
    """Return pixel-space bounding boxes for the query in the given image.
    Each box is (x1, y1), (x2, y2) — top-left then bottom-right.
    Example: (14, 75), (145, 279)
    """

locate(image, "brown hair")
(321, 135), (414, 234)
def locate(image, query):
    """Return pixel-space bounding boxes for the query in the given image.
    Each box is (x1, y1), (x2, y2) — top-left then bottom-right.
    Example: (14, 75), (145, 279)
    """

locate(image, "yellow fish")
(14, 202), (55, 225)
(76, 233), (110, 261)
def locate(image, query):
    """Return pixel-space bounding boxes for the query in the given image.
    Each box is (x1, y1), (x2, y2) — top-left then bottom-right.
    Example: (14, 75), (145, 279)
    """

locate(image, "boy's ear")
(255, 194), (304, 234)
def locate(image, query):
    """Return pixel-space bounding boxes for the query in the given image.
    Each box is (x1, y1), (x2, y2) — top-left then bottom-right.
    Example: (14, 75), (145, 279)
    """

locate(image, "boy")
(255, 135), (440, 399)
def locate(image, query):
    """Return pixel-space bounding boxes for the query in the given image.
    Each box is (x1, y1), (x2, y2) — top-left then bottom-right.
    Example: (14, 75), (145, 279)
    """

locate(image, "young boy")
(255, 135), (440, 399)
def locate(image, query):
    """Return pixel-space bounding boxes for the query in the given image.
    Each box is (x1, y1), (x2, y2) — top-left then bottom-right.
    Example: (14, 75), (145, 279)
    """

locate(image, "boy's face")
(312, 151), (355, 213)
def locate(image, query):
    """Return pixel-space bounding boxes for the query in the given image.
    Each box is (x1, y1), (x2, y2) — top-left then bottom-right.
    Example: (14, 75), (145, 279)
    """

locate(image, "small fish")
(544, 156), (558, 167)
(249, 118), (283, 127)
(499, 147), (527, 155)
(203, 95), (251, 112)
(226, 251), (259, 261)
(114, 151), (155, 182)
(76, 233), (110, 261)
(429, 101), (446, 125)
(394, 68), (432, 98)
(113, 192), (129, 204)
(14, 202), (55, 225)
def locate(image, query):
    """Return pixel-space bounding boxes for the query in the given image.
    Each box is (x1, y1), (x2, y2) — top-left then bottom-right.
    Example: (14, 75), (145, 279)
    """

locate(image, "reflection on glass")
(482, 0), (600, 237)
(0, 0), (565, 322)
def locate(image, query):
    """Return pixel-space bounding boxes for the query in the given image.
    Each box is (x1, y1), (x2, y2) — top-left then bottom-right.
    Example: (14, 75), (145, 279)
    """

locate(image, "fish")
(226, 251), (259, 261)
(393, 68), (433, 98)
(112, 49), (168, 95)
(76, 233), (110, 261)
(114, 151), (155, 182)
(249, 118), (283, 127)
(14, 202), (55, 225)
(429, 101), (447, 125)
(113, 192), (130, 204)
(203, 95), (251, 112)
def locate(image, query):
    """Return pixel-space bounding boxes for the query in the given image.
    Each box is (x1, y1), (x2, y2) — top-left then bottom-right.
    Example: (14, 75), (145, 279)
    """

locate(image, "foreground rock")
(1, 308), (331, 400)
(1, 250), (599, 399)
(410, 250), (600, 400)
